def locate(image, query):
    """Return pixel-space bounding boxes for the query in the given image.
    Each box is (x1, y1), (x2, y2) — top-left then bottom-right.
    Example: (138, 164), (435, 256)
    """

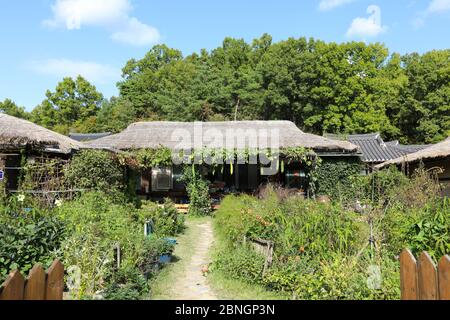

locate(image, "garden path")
(154, 218), (218, 300)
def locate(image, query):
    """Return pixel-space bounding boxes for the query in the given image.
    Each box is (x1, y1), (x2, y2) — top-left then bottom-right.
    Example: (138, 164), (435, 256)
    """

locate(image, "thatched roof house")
(0, 114), (82, 154)
(376, 137), (450, 169)
(86, 121), (358, 154)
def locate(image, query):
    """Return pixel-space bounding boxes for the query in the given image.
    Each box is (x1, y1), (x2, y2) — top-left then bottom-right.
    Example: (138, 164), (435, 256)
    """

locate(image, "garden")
(1, 149), (449, 300)
(210, 167), (449, 300)
(0, 150), (185, 300)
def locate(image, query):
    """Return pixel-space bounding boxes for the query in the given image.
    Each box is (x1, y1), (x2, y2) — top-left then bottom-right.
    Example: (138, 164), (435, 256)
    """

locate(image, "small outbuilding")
(0, 113), (82, 192)
(376, 137), (450, 196)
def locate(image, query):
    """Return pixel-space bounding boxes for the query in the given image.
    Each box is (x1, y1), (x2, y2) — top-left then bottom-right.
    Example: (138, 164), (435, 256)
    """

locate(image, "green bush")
(136, 199), (185, 237)
(65, 150), (124, 191)
(103, 266), (150, 300)
(213, 245), (266, 283)
(179, 166), (211, 216)
(0, 200), (65, 283)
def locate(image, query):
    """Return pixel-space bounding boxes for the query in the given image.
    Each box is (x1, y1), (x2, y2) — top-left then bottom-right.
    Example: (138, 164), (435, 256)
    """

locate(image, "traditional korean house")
(0, 114), (82, 192)
(376, 137), (450, 197)
(86, 121), (359, 202)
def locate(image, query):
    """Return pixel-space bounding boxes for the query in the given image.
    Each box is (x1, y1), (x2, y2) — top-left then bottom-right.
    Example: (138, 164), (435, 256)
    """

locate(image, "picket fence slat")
(45, 260), (64, 300)
(400, 249), (418, 300)
(0, 260), (64, 301)
(0, 270), (25, 300)
(401, 250), (450, 300)
(438, 255), (450, 300)
(418, 252), (439, 300)
(24, 264), (46, 300)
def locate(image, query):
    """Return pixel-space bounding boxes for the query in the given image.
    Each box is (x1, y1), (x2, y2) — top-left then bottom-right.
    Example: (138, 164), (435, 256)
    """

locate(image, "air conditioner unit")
(151, 167), (173, 191)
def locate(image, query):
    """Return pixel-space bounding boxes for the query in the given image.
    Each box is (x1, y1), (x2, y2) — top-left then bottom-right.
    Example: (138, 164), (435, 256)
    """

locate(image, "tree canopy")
(2, 35), (449, 144)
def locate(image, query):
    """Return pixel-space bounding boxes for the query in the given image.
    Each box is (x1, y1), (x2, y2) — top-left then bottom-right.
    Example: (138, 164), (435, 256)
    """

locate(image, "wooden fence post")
(418, 251), (439, 300)
(45, 260), (64, 300)
(400, 249), (418, 300)
(438, 255), (450, 300)
(0, 271), (25, 300)
(24, 264), (46, 300)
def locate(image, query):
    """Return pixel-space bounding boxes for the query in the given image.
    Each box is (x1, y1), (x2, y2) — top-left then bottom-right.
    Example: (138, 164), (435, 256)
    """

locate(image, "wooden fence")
(0, 260), (64, 300)
(400, 249), (450, 300)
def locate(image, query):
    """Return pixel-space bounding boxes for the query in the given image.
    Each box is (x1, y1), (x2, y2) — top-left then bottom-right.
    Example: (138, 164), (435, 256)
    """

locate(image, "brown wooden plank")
(400, 249), (418, 300)
(418, 251), (439, 300)
(438, 255), (450, 300)
(0, 270), (25, 300)
(45, 260), (64, 300)
(24, 264), (46, 300)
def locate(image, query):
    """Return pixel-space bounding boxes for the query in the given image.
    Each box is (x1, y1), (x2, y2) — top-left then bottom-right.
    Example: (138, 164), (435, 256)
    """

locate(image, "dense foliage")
(65, 150), (125, 191)
(3, 36), (449, 144)
(315, 157), (362, 198)
(30, 76), (103, 135)
(212, 169), (449, 299)
(179, 166), (212, 216)
(0, 198), (65, 283)
(136, 199), (185, 237)
(0, 191), (185, 300)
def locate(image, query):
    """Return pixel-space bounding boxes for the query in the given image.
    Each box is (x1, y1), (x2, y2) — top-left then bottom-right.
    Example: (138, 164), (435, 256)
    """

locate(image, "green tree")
(393, 50), (450, 143)
(0, 99), (29, 119)
(31, 76), (103, 134)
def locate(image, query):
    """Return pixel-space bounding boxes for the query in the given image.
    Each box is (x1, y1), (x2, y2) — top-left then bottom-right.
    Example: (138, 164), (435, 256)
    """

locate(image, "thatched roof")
(376, 137), (450, 169)
(0, 113), (82, 154)
(86, 121), (358, 153)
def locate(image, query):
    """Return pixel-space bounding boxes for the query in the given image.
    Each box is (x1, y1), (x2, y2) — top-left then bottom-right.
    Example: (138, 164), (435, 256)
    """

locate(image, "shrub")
(65, 150), (124, 191)
(0, 200), (65, 283)
(179, 166), (211, 216)
(136, 199), (185, 237)
(212, 245), (266, 283)
(103, 266), (150, 300)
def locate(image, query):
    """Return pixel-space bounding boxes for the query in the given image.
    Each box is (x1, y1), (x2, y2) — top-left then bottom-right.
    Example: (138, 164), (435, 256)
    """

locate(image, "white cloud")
(111, 17), (160, 46)
(26, 59), (121, 84)
(346, 5), (388, 38)
(43, 0), (160, 46)
(427, 0), (450, 13)
(319, 0), (356, 11)
(414, 0), (450, 27)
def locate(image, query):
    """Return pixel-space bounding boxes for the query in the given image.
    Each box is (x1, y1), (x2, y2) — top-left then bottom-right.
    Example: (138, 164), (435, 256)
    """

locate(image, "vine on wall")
(315, 158), (362, 198)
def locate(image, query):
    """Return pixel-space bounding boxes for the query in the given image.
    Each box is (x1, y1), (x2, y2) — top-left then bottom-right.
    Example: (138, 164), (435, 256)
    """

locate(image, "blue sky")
(0, 0), (449, 111)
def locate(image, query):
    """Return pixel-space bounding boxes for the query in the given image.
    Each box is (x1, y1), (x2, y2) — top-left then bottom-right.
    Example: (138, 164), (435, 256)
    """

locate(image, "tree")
(393, 50), (450, 143)
(0, 99), (28, 119)
(31, 76), (103, 134)
(97, 35), (450, 144)
(96, 97), (137, 133)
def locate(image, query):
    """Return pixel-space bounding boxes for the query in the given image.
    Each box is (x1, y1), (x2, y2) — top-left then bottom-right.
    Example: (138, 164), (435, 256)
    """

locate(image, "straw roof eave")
(375, 137), (450, 169)
(0, 114), (82, 154)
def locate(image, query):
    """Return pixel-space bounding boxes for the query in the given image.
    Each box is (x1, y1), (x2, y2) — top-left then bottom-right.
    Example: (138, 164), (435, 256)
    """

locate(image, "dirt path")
(151, 218), (218, 300)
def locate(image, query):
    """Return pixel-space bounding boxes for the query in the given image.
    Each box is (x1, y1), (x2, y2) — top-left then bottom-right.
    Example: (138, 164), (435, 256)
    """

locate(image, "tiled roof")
(69, 132), (112, 142)
(325, 133), (429, 163)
